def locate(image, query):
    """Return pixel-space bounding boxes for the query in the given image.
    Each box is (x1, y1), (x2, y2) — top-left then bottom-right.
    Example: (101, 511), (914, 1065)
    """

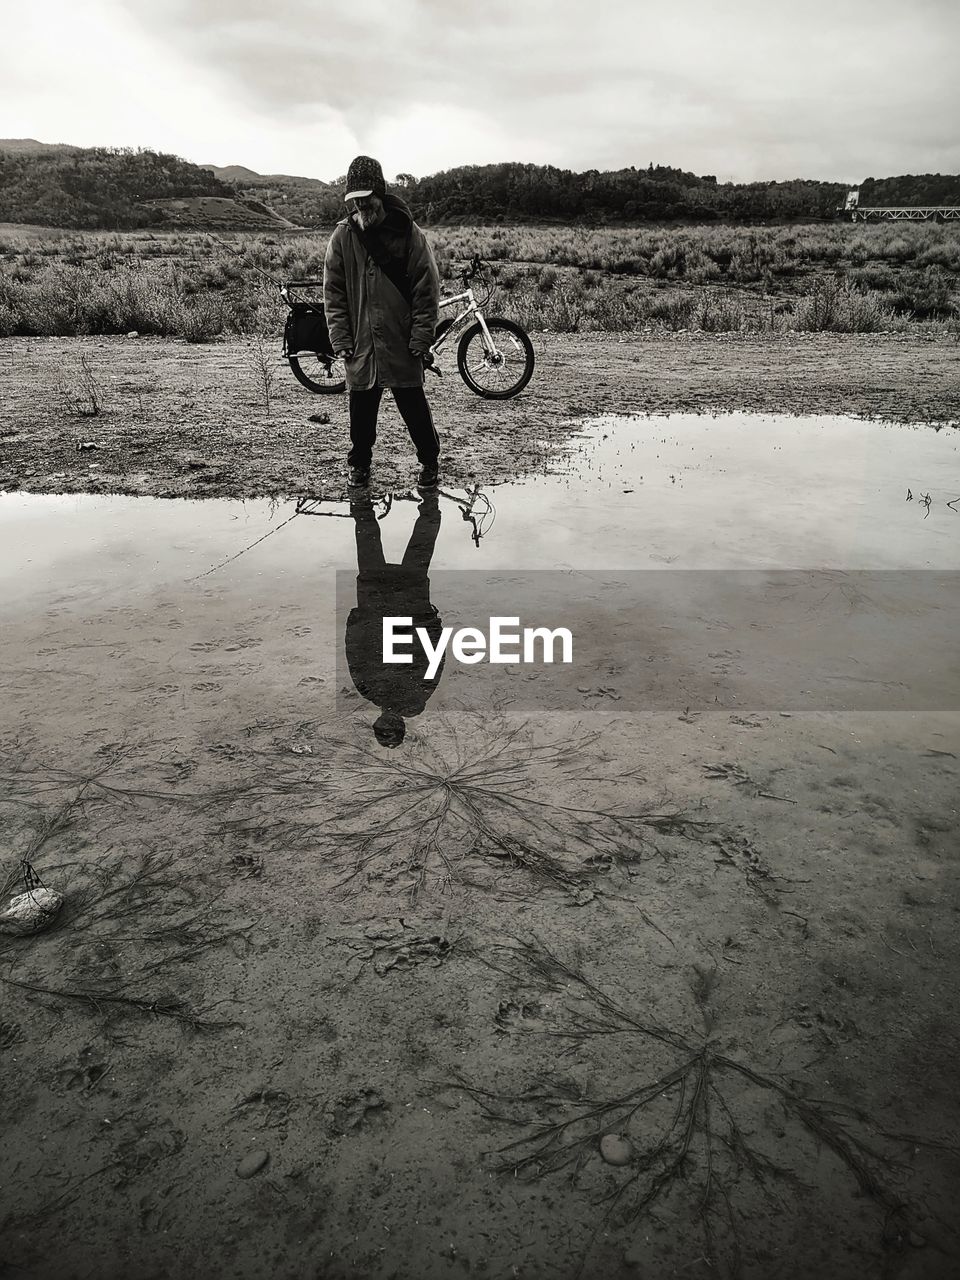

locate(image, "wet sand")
(1, 330), (958, 499)
(1, 413), (959, 1278)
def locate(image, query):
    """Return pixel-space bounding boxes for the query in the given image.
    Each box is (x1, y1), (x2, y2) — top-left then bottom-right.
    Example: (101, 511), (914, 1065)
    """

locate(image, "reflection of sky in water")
(2, 414), (959, 618)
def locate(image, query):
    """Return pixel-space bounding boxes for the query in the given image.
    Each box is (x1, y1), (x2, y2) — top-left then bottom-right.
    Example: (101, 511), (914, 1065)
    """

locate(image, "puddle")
(2, 413), (959, 1277)
(1, 412), (959, 742)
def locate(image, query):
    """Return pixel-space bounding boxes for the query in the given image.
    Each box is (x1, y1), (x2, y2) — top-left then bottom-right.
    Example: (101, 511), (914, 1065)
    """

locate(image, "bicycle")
(295, 484), (495, 547)
(280, 255), (535, 401)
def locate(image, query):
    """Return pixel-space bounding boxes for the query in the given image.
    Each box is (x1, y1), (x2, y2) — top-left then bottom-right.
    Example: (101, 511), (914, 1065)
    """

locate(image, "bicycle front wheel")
(456, 318), (534, 400)
(288, 351), (346, 394)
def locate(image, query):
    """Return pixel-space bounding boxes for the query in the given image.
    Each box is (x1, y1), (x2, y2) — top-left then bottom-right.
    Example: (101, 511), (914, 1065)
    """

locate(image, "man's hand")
(336, 349), (353, 360)
(410, 345), (430, 359)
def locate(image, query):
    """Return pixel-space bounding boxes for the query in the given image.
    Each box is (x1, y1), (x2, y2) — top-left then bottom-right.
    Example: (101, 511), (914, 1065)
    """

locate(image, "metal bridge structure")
(839, 188), (960, 223)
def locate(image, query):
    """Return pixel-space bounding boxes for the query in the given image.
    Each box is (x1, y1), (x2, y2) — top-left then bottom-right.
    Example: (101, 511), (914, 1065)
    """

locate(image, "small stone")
(126, 331), (139, 338)
(908, 1231), (926, 1248)
(599, 1133), (633, 1166)
(0, 887), (64, 935)
(236, 1149), (269, 1179)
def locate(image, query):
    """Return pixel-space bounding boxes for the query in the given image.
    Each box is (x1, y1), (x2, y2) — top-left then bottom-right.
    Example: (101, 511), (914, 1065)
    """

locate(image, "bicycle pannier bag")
(284, 303), (333, 357)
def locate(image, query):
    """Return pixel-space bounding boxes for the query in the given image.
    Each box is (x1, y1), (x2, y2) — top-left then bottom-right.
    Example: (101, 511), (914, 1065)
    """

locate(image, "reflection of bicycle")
(392, 484), (496, 548)
(295, 484), (495, 547)
(280, 255), (534, 400)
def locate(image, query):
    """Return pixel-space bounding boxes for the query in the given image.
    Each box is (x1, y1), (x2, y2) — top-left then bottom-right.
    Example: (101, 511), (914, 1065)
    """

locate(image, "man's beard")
(358, 209), (381, 230)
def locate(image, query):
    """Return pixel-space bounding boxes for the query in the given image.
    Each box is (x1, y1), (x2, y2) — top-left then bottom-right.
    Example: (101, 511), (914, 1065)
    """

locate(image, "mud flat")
(1, 413), (959, 1278)
(1, 330), (958, 500)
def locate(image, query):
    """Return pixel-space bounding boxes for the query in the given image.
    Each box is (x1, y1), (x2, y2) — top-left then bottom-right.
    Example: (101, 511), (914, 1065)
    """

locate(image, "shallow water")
(2, 413), (958, 735)
(4, 420), (959, 1280)
(3, 413), (959, 593)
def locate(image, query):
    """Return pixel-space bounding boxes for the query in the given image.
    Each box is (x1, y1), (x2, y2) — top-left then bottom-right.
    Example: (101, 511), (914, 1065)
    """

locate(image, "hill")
(206, 163), (331, 189)
(206, 165), (340, 227)
(0, 144), (298, 230)
(0, 138), (81, 155)
(0, 145), (234, 228)
(142, 194), (298, 230)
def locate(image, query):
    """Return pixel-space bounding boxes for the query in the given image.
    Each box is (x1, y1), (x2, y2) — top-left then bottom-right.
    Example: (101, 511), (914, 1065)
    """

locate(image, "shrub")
(890, 267), (955, 319)
(792, 280), (896, 332)
(536, 266), (559, 293)
(693, 294), (749, 331)
(848, 264), (898, 292)
(646, 292), (696, 328)
(177, 297), (226, 343)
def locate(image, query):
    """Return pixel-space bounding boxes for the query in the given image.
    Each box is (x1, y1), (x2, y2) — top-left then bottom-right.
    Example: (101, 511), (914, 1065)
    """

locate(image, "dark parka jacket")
(323, 193), (440, 390)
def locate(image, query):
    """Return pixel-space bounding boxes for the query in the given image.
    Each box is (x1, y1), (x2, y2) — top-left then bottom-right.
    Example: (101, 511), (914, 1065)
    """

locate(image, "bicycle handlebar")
(460, 254), (484, 283)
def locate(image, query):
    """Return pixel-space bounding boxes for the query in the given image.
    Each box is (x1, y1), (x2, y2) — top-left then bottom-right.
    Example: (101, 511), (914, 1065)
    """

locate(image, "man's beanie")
(344, 156), (386, 201)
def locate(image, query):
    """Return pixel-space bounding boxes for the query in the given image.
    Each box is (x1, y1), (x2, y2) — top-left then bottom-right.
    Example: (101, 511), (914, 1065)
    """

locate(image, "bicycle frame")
(294, 486), (494, 547)
(429, 286), (498, 359)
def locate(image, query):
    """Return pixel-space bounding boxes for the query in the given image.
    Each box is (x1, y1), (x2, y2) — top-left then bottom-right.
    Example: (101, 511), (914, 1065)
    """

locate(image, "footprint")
(495, 1000), (546, 1033)
(224, 637), (263, 652)
(325, 1089), (389, 1136)
(53, 1046), (110, 1093)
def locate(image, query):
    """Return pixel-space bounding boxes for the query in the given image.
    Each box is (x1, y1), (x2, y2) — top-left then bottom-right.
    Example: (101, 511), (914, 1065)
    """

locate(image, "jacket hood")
(383, 192), (413, 221)
(378, 192), (414, 232)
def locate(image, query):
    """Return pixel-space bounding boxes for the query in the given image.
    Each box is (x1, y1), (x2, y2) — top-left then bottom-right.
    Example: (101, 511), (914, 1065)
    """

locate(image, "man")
(345, 489), (444, 747)
(323, 156), (441, 490)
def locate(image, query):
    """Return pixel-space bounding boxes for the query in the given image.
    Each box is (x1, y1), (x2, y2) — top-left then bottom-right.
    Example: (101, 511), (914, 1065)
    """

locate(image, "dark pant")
(347, 386), (440, 470)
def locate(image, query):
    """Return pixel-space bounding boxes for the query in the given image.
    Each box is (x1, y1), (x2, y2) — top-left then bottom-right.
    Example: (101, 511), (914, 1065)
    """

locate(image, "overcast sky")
(3, 0), (958, 184)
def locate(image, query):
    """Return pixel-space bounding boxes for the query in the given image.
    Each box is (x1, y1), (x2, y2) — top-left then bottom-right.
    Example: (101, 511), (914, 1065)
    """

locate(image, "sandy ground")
(1, 331), (959, 1280)
(1, 330), (958, 498)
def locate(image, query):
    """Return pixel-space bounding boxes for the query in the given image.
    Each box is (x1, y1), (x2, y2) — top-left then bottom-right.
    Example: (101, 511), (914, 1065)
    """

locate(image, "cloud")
(4, 0), (959, 181)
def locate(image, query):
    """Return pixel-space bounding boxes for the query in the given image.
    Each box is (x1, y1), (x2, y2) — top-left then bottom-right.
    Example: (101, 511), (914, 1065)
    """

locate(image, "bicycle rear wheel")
(456, 318), (534, 399)
(288, 351), (346, 394)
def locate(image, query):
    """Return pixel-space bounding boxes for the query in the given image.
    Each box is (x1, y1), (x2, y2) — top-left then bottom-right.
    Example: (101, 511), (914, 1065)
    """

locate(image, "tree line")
(859, 174), (960, 207)
(2, 145), (958, 230)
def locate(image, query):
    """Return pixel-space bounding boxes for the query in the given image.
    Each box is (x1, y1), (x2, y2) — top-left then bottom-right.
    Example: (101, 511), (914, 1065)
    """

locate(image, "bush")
(890, 267), (955, 319)
(536, 266), (558, 293)
(792, 280), (896, 333)
(646, 292), (696, 328)
(177, 297), (227, 343)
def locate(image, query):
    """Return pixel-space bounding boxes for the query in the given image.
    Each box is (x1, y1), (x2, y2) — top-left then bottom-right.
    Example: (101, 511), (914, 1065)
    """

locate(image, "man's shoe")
(348, 466), (370, 488)
(417, 465), (439, 489)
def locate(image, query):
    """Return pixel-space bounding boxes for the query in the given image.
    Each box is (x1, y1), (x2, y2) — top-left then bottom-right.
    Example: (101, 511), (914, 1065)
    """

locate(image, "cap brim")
(345, 188), (374, 201)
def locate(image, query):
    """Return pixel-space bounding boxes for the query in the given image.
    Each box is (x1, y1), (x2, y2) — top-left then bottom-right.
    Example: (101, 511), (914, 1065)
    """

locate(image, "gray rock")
(0, 887), (64, 936)
(599, 1133), (633, 1166)
(236, 1149), (269, 1179)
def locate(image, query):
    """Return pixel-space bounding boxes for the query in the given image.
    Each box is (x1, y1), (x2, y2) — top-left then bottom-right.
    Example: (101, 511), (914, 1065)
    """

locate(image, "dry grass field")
(1, 220), (957, 344)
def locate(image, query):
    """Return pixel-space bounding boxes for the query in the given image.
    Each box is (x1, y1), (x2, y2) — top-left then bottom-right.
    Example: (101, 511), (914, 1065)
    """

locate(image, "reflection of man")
(346, 492), (443, 747)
